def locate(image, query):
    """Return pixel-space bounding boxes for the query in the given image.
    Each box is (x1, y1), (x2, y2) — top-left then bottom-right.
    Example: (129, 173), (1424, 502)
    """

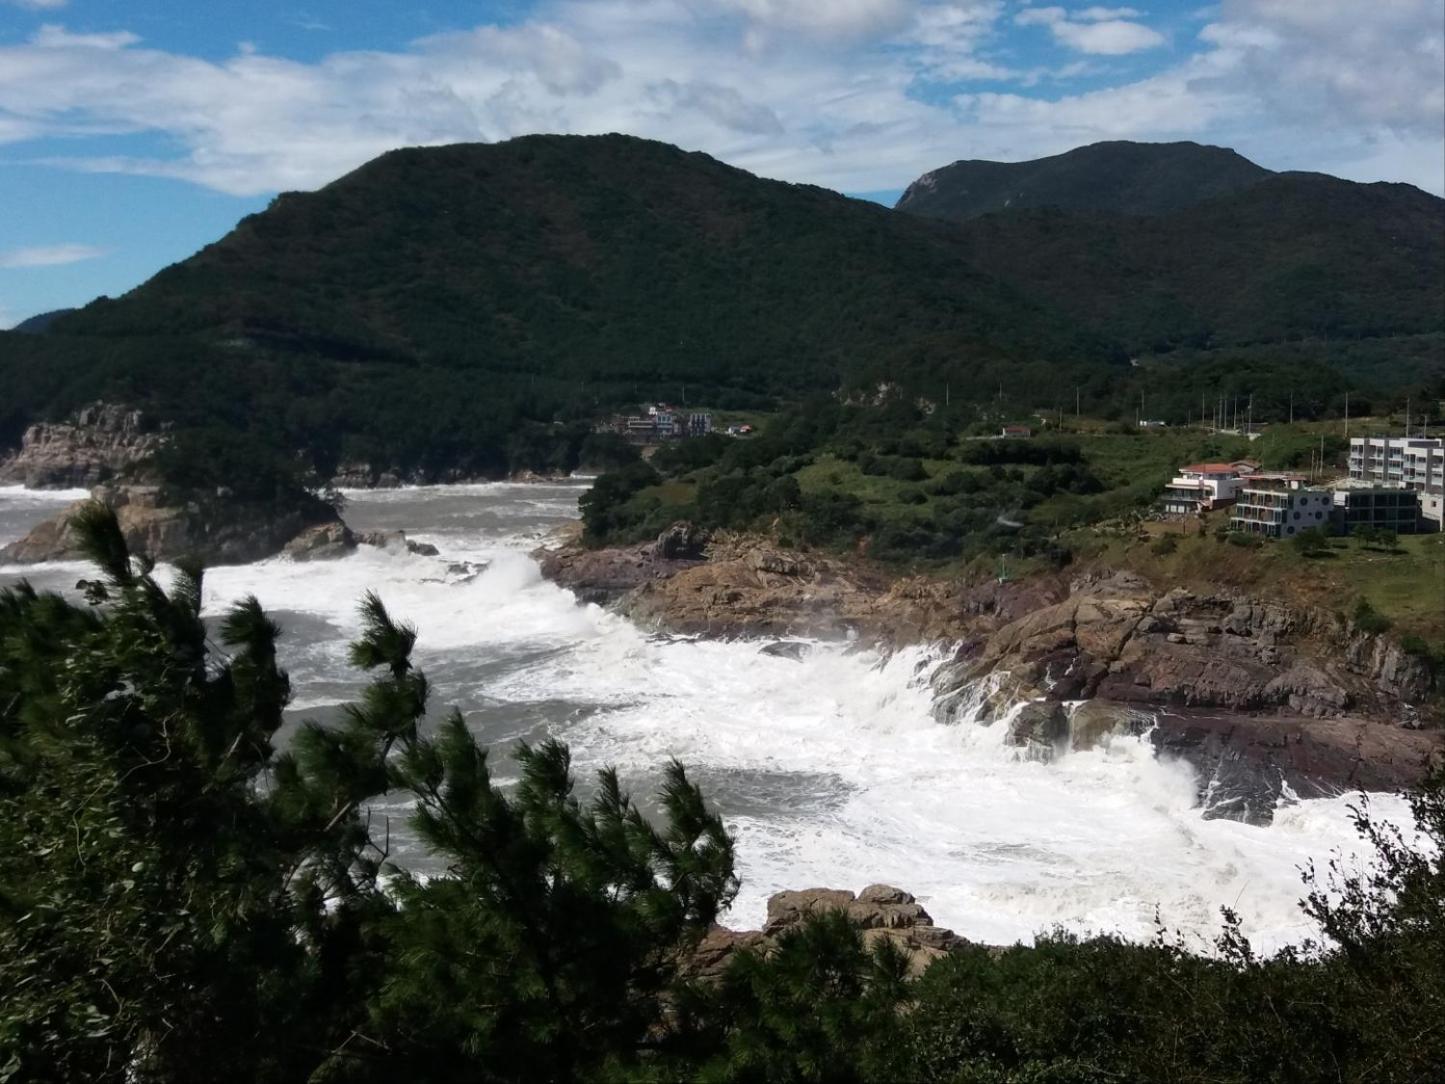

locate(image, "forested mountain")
(942, 171), (1445, 355)
(895, 140), (1272, 220)
(0, 135), (1115, 478)
(1, 134), (1441, 480)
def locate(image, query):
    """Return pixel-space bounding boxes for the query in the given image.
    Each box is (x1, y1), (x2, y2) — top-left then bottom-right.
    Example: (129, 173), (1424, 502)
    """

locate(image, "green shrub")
(1353, 598), (1393, 635)
(1151, 534), (1179, 556)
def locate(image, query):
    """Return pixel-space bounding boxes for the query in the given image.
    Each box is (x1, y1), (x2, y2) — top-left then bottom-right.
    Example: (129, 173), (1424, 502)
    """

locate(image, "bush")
(1227, 531), (1263, 548)
(1151, 534), (1179, 556)
(1290, 526), (1332, 558)
(1353, 598), (1393, 635)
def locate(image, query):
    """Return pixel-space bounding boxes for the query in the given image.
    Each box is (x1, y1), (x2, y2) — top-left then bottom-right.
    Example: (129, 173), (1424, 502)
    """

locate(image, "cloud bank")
(0, 243), (108, 268)
(0, 0), (1438, 197)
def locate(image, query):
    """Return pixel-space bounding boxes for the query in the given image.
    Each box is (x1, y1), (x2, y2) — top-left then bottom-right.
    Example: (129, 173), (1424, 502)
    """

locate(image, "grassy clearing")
(1073, 515), (1445, 642)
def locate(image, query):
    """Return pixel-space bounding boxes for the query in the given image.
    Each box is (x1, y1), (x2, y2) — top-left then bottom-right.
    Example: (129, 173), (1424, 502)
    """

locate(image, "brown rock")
(0, 402), (162, 489)
(691, 884), (966, 982)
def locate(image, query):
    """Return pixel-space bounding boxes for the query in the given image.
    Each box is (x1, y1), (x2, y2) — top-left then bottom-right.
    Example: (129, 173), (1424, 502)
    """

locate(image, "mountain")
(2, 135), (1440, 481)
(10, 309), (75, 334)
(896, 142), (1444, 360)
(942, 171), (1445, 355)
(3, 135), (1113, 477)
(895, 141), (1272, 221)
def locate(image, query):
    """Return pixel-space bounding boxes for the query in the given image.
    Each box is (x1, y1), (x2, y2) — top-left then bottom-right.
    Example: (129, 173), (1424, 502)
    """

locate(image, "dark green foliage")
(897, 140), (1272, 221)
(958, 440), (1084, 467)
(1150, 534), (1179, 556)
(1289, 526), (1332, 557)
(0, 510), (737, 1082)
(580, 460), (662, 541)
(1353, 598), (1393, 634)
(3, 513), (1445, 1082)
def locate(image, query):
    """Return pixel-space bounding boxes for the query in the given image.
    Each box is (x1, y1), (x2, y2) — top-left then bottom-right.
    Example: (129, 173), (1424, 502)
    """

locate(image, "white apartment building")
(1348, 436), (1443, 528)
(1348, 436), (1444, 492)
(1159, 461), (1256, 517)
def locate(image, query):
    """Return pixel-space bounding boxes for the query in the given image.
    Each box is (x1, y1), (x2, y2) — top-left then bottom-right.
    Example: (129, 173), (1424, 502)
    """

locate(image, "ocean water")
(0, 482), (1411, 952)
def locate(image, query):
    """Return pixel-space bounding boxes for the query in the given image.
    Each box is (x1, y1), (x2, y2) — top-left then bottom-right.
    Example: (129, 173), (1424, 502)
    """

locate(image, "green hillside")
(2, 134), (1441, 482)
(1, 135), (1114, 479)
(896, 140), (1272, 220)
(941, 172), (1445, 356)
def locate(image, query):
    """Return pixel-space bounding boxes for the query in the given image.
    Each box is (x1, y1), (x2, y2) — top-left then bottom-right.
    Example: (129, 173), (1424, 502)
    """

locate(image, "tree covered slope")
(895, 140), (1273, 220)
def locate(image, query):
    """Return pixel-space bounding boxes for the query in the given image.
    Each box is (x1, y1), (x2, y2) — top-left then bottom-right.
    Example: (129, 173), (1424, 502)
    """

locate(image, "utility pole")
(1289, 391), (1294, 425)
(1247, 393), (1253, 438)
(1344, 391), (1350, 439)
(1075, 386), (1080, 418)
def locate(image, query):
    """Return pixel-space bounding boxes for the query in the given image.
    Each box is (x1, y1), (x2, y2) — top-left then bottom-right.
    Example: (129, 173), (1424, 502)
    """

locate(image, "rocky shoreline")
(536, 523), (1443, 824)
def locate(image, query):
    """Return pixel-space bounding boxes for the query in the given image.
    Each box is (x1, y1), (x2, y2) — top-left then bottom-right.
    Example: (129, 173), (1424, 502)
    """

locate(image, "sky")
(1, 0), (1442, 328)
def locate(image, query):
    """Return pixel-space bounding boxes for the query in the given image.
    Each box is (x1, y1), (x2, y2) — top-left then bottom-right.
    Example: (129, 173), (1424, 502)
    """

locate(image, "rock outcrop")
(929, 572), (1431, 728)
(537, 526), (966, 641)
(282, 524), (441, 561)
(689, 884), (966, 981)
(925, 571), (1442, 823)
(0, 485), (341, 567)
(0, 403), (163, 489)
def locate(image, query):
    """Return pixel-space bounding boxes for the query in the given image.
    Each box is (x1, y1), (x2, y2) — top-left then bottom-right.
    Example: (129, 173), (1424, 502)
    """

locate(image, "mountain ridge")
(896, 140), (1276, 220)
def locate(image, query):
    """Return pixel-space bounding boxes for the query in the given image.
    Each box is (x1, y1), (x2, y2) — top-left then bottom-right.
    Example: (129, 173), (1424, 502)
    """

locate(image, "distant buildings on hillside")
(1157, 436), (1445, 537)
(599, 404), (715, 444)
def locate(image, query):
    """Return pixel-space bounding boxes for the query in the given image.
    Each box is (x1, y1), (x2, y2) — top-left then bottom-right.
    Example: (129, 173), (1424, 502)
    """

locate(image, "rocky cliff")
(538, 527), (1443, 823)
(1, 484), (342, 567)
(536, 523), (964, 642)
(0, 403), (163, 489)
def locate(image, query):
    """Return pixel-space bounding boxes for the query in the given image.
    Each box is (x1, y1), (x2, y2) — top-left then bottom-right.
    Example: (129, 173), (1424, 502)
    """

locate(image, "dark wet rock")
(760, 640), (812, 661)
(284, 522), (357, 560)
(1006, 701), (1070, 761)
(654, 520), (709, 560)
(1150, 710), (1443, 825)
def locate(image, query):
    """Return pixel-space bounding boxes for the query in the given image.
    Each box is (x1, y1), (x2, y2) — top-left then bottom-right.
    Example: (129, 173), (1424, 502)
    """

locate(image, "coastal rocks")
(691, 885), (966, 981)
(1, 485), (341, 567)
(655, 521), (709, 560)
(0, 403), (163, 489)
(534, 524), (708, 607)
(1005, 701), (1070, 760)
(760, 640), (812, 661)
(536, 529), (970, 642)
(1150, 711), (1444, 825)
(284, 522), (357, 560)
(283, 524), (442, 561)
(931, 573), (1424, 727)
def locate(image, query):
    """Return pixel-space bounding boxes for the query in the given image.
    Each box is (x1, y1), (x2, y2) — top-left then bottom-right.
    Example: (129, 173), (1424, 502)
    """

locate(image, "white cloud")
(1052, 18), (1164, 53)
(1015, 5), (1165, 53)
(1076, 7), (1143, 20)
(704, 0), (916, 38)
(0, 0), (1437, 202)
(4, 0), (69, 11)
(1200, 0), (1444, 135)
(0, 243), (107, 268)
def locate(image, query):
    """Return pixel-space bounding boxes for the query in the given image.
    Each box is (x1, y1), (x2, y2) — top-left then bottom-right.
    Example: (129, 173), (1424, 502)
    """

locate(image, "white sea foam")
(5, 481), (1414, 954)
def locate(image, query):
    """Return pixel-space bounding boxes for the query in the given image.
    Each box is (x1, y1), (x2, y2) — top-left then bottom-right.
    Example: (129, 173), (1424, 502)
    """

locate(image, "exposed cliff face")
(0, 484), (341, 567)
(538, 529), (1443, 823)
(536, 523), (964, 642)
(0, 403), (163, 489)
(928, 571), (1433, 728)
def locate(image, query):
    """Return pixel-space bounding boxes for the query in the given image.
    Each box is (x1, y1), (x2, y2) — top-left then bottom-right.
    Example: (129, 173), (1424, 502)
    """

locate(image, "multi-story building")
(1331, 487), (1423, 534)
(1348, 436), (1444, 492)
(1229, 475), (1332, 539)
(1346, 436), (1443, 529)
(1159, 461), (1256, 517)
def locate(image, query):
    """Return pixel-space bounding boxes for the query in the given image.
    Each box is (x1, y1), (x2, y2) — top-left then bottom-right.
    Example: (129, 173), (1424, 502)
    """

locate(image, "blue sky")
(2, 0), (1442, 327)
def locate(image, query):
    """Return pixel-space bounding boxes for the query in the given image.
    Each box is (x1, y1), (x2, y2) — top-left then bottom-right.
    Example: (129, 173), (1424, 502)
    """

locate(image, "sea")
(0, 481), (1410, 952)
